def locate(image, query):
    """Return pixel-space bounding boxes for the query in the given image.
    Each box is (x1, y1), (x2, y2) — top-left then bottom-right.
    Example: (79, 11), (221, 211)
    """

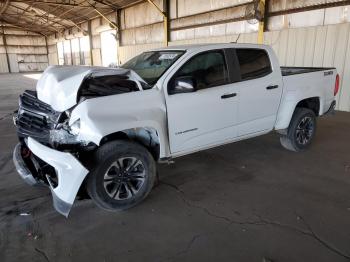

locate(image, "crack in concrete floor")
(160, 181), (350, 261)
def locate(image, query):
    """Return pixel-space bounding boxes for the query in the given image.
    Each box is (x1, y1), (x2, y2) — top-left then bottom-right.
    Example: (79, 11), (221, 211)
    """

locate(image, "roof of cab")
(150, 43), (269, 52)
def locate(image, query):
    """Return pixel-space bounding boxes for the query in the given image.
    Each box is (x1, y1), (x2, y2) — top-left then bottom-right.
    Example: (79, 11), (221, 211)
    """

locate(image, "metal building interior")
(1, 0), (350, 261)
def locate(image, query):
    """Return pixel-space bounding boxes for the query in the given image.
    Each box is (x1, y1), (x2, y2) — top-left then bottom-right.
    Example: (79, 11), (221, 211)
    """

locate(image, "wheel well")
(295, 97), (320, 116)
(100, 128), (160, 160)
(100, 131), (128, 143)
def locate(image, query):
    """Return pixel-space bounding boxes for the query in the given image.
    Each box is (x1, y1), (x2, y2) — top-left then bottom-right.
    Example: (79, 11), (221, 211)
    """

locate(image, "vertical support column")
(1, 26), (11, 73)
(116, 9), (121, 65)
(257, 0), (266, 44)
(69, 39), (73, 65)
(56, 34), (60, 65)
(78, 37), (83, 65)
(147, 0), (168, 47)
(163, 0), (169, 47)
(44, 36), (49, 66)
(117, 9), (122, 47)
(263, 0), (269, 33)
(88, 20), (94, 65)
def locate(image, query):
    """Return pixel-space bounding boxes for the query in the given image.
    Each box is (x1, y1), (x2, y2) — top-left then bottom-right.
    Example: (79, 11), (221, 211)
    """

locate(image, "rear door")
(235, 48), (283, 136)
(165, 49), (240, 154)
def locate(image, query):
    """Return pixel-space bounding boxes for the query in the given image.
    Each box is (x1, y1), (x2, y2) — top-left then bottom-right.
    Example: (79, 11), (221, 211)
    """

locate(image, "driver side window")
(169, 50), (229, 94)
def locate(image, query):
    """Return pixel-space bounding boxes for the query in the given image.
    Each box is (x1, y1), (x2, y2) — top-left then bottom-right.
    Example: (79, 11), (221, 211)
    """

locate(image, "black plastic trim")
(281, 67), (336, 76)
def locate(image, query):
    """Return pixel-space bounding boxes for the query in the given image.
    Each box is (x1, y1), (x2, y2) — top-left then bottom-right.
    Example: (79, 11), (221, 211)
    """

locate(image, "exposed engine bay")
(78, 74), (139, 98)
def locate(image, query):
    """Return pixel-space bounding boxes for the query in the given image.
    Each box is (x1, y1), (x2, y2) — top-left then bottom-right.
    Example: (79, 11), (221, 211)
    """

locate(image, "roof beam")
(9, 2), (88, 35)
(0, 0), (10, 15)
(44, 0), (89, 26)
(8, 3), (66, 32)
(36, 1), (90, 34)
(86, 1), (117, 29)
(92, 0), (119, 10)
(10, 1), (109, 9)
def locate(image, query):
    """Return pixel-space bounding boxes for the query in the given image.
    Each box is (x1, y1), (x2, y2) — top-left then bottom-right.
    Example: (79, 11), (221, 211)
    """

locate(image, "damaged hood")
(36, 65), (145, 112)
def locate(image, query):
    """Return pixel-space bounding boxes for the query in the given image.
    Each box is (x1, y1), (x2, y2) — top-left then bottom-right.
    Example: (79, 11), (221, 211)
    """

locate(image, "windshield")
(122, 50), (185, 85)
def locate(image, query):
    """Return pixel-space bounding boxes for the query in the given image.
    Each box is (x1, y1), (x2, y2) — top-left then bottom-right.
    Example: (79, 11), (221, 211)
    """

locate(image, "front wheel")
(280, 108), (317, 152)
(86, 140), (156, 211)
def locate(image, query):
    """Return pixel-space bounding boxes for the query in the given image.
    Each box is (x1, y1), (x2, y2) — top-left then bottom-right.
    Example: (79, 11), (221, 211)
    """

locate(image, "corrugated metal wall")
(0, 30), (48, 73)
(265, 24), (350, 111)
(0, 54), (9, 73)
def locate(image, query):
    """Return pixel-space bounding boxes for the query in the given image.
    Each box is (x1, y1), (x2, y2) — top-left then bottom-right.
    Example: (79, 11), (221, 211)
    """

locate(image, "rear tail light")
(334, 74), (340, 96)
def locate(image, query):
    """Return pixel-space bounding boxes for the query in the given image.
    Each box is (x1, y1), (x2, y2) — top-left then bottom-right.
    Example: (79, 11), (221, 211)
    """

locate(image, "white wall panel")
(174, 0), (251, 18)
(6, 35), (46, 46)
(17, 54), (48, 63)
(5, 46), (47, 55)
(333, 24), (350, 108)
(324, 6), (350, 24)
(286, 29), (297, 66)
(312, 26), (327, 66)
(277, 29), (289, 66)
(92, 49), (102, 66)
(339, 31), (350, 112)
(322, 25), (338, 67)
(0, 54), (9, 73)
(8, 54), (19, 73)
(18, 63), (48, 72)
(294, 28), (307, 66)
(303, 27), (316, 66)
(118, 43), (163, 64)
(48, 53), (58, 65)
(121, 0), (163, 29)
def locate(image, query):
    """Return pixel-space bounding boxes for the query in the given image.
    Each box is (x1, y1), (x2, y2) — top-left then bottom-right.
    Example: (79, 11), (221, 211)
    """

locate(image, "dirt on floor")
(0, 74), (350, 262)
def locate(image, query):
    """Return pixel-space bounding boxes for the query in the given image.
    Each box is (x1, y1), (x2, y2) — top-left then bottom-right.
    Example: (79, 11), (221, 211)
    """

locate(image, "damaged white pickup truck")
(13, 43), (339, 216)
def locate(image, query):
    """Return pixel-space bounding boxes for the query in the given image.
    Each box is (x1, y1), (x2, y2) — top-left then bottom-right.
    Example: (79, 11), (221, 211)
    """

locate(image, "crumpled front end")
(12, 67), (151, 216)
(13, 90), (92, 217)
(13, 138), (89, 217)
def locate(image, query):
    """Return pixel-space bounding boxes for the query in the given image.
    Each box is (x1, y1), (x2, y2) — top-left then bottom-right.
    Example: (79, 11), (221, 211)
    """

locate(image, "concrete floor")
(0, 73), (350, 262)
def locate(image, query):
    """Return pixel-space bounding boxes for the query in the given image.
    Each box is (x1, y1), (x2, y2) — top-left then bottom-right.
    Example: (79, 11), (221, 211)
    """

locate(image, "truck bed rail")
(281, 66), (335, 76)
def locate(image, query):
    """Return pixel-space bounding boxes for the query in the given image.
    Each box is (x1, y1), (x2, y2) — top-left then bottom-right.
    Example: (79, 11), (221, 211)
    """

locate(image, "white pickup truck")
(13, 43), (339, 216)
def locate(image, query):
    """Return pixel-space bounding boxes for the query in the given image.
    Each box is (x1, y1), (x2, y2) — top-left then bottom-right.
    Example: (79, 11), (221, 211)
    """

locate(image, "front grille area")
(15, 90), (63, 144)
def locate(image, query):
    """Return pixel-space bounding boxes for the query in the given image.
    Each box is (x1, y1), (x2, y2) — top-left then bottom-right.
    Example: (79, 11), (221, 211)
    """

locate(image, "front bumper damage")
(13, 137), (89, 217)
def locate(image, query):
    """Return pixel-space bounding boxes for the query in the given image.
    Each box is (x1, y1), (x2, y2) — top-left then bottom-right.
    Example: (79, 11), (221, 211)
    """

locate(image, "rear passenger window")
(236, 49), (272, 80)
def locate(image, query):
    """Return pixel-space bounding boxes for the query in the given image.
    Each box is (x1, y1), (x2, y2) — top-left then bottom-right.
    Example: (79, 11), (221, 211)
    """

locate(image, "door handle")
(221, 93), (237, 99)
(266, 85), (279, 90)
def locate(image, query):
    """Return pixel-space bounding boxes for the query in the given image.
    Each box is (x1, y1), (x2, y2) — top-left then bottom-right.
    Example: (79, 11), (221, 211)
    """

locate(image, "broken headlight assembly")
(49, 109), (85, 146)
(68, 119), (81, 136)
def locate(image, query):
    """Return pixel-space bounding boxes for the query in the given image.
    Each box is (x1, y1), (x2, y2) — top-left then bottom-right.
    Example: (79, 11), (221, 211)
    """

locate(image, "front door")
(166, 50), (240, 154)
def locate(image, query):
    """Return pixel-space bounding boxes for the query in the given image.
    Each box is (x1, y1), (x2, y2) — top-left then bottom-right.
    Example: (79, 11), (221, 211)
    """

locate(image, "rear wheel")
(87, 140), (156, 211)
(280, 108), (316, 152)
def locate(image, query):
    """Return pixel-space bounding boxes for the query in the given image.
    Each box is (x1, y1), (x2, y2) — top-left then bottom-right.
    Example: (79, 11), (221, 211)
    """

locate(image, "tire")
(86, 140), (156, 211)
(280, 108), (317, 152)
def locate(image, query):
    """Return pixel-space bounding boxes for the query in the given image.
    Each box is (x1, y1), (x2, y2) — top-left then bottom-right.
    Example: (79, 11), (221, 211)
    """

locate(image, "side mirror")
(169, 76), (197, 95)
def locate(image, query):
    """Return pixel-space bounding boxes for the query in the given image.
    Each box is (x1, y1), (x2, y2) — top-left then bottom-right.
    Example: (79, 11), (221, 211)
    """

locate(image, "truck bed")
(281, 66), (337, 117)
(281, 66), (336, 76)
